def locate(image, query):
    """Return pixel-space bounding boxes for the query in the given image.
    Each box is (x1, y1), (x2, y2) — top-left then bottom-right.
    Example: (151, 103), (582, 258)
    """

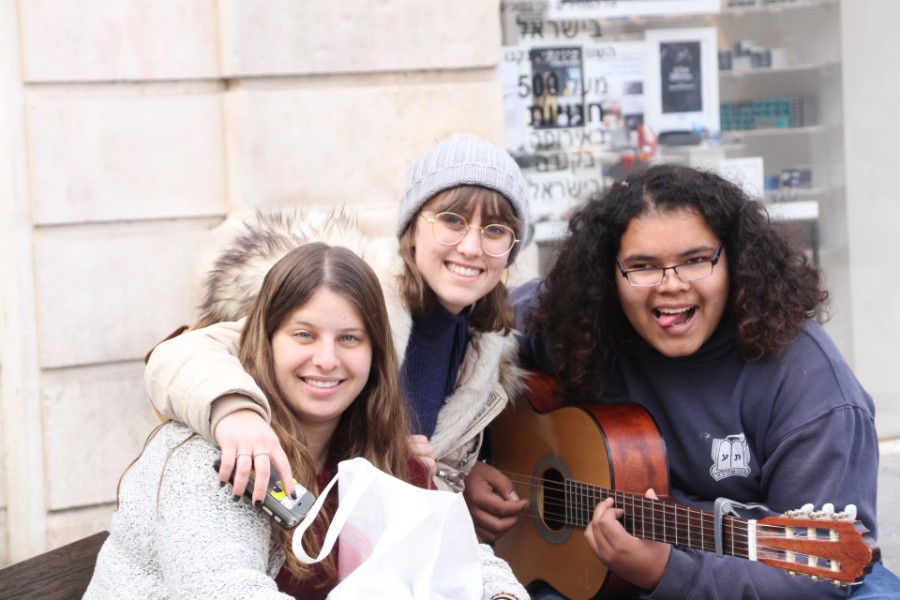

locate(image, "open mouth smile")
(445, 262), (482, 277)
(654, 306), (697, 328)
(302, 377), (341, 389)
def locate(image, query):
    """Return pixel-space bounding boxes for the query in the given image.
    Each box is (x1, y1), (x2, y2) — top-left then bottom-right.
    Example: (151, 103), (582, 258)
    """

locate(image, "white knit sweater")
(85, 421), (528, 599)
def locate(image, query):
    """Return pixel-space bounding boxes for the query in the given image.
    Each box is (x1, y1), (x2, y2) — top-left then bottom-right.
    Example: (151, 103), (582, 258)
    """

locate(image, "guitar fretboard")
(566, 480), (751, 558)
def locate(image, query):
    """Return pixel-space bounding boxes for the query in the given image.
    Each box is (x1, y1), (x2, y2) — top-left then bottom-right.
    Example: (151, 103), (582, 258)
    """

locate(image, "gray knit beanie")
(397, 135), (529, 261)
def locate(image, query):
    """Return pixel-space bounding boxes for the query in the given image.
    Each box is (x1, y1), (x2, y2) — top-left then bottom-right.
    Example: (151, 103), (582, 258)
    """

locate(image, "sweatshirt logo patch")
(709, 433), (751, 481)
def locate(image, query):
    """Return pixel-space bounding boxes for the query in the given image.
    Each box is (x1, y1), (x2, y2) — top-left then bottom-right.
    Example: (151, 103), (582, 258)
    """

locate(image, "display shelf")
(710, 0), (841, 269)
(766, 199), (819, 221)
(765, 186), (838, 202)
(602, 0), (837, 23)
(722, 124), (838, 144)
(721, 0), (838, 17)
(719, 61), (840, 79)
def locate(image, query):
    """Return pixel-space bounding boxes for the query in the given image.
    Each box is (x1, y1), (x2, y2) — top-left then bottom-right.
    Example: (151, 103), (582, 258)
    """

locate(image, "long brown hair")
(398, 185), (520, 333)
(240, 242), (413, 584)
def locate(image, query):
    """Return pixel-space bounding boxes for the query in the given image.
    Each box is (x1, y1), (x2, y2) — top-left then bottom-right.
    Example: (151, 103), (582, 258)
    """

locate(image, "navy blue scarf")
(400, 305), (470, 437)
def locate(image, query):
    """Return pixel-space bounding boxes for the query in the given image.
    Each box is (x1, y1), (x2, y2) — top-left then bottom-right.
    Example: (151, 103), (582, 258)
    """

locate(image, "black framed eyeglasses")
(615, 242), (724, 287)
(420, 212), (519, 257)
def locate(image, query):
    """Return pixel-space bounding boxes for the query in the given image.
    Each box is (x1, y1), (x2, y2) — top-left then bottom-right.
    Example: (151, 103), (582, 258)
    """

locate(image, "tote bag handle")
(291, 457), (375, 564)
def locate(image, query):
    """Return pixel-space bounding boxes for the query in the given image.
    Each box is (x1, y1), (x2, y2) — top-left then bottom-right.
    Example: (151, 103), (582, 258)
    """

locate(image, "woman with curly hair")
(468, 163), (895, 598)
(527, 162), (830, 402)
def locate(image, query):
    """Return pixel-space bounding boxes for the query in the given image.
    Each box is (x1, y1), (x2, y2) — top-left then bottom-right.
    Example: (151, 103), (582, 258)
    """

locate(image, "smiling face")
(412, 197), (512, 315)
(271, 287), (372, 430)
(615, 207), (729, 357)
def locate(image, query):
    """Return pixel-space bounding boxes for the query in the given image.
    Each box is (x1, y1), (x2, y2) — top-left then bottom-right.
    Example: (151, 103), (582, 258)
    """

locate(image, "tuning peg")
(842, 504), (858, 521)
(809, 503), (835, 519)
(784, 503), (815, 518)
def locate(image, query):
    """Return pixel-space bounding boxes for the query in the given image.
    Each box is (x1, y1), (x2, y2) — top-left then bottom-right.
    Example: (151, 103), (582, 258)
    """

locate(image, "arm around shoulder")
(145, 319), (271, 441)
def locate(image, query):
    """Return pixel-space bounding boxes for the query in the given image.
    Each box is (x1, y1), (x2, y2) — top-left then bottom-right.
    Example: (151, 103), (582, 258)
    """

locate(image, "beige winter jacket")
(145, 210), (525, 492)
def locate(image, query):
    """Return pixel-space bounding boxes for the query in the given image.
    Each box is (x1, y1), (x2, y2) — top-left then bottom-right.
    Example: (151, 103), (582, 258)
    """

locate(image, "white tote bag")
(292, 457), (483, 600)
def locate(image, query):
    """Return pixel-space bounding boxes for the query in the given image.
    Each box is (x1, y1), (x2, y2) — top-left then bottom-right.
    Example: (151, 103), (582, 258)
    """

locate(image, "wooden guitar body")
(491, 372), (668, 599)
(490, 372), (879, 597)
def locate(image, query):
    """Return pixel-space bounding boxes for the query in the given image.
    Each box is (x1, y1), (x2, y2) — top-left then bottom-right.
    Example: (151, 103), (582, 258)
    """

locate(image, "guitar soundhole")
(541, 468), (566, 530)
(532, 455), (573, 545)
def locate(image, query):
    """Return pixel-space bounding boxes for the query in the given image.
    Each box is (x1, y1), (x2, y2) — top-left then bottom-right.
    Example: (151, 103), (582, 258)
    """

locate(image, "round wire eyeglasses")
(420, 212), (519, 257)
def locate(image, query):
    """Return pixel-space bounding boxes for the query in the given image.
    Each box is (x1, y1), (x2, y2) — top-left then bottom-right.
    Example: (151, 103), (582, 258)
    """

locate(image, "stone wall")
(0, 0), (533, 564)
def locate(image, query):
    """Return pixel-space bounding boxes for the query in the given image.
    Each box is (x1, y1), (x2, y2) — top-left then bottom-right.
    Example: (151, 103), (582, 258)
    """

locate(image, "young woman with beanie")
(145, 135), (531, 536)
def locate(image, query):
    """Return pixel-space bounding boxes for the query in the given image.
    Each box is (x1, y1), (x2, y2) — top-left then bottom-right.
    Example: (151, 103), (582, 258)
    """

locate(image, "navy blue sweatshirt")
(512, 277), (878, 600)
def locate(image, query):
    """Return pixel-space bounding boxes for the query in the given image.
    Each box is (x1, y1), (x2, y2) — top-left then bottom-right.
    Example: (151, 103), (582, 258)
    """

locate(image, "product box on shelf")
(720, 96), (807, 131)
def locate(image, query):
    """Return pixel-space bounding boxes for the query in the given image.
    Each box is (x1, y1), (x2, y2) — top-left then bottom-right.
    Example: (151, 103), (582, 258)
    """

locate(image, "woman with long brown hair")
(87, 242), (527, 599)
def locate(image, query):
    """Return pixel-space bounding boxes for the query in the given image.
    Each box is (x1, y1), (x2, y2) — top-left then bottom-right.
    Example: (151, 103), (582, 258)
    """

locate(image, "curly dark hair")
(528, 162), (828, 401)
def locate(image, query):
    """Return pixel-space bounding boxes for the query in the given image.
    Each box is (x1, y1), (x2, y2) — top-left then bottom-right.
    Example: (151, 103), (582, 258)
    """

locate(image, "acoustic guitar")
(491, 372), (880, 599)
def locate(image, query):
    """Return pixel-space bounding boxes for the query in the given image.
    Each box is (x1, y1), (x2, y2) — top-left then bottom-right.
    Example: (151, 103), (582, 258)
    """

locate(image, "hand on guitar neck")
(490, 372), (880, 598)
(463, 461), (529, 542)
(585, 491), (670, 592)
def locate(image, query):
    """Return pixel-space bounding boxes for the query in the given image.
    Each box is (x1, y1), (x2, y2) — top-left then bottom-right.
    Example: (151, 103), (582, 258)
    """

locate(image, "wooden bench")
(0, 531), (108, 599)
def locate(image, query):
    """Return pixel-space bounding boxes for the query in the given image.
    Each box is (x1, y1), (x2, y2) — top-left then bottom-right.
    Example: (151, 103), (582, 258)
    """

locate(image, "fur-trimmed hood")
(194, 208), (526, 487)
(195, 209), (412, 361)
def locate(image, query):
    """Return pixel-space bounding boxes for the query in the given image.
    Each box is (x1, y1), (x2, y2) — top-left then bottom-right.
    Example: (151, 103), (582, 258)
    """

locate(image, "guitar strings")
(503, 471), (832, 563)
(494, 470), (859, 581)
(499, 471), (838, 552)
(511, 474), (749, 546)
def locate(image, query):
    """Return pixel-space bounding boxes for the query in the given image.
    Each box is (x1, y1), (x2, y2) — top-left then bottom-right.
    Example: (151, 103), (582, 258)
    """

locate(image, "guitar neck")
(491, 378), (877, 589)
(567, 481), (750, 558)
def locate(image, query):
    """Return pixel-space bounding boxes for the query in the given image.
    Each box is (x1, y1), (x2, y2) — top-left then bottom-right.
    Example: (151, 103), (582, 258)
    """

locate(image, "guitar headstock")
(756, 504), (880, 586)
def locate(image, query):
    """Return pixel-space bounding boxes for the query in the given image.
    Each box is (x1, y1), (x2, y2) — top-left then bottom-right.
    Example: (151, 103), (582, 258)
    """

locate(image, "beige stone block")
(46, 506), (115, 552)
(222, 0), (500, 76)
(226, 81), (507, 212)
(33, 219), (222, 368)
(0, 509), (7, 567)
(0, 409), (5, 513)
(43, 364), (161, 511)
(27, 93), (227, 225)
(18, 0), (220, 82)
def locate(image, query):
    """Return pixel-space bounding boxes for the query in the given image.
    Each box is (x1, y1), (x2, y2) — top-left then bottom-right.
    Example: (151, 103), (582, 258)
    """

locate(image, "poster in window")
(660, 41), (702, 114)
(528, 47), (585, 129)
(644, 27), (719, 134)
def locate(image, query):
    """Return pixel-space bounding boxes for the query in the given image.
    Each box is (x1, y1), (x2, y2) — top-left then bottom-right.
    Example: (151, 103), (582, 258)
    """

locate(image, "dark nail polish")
(291, 491), (297, 500)
(254, 500), (262, 509)
(219, 480), (226, 487)
(232, 495), (240, 502)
